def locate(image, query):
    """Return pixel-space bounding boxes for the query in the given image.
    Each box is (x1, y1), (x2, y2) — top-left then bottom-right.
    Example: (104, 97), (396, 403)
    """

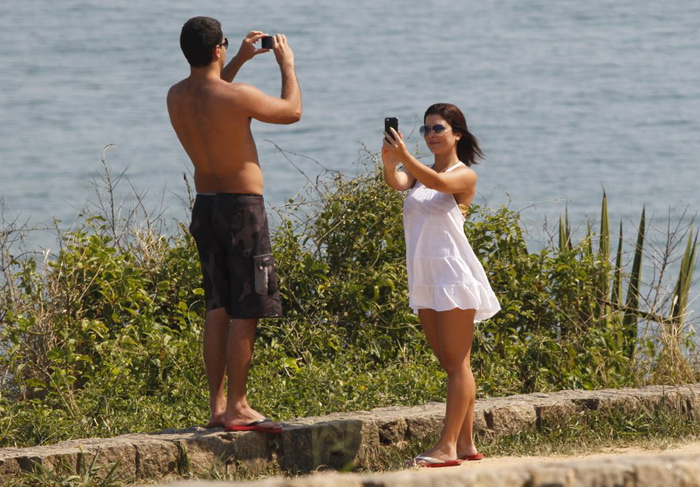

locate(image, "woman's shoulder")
(453, 162), (478, 180)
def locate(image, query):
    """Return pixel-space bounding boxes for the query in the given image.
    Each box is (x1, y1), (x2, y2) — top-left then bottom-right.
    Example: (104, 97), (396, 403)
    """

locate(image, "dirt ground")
(454, 440), (700, 471)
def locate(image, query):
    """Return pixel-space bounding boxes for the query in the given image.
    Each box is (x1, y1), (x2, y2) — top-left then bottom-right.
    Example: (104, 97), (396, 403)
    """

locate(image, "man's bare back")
(168, 19), (301, 433)
(167, 31), (301, 194)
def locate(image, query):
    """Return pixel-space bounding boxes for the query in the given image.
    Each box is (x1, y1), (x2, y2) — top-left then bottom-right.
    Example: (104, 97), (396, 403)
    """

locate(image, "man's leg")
(222, 318), (283, 430)
(203, 307), (230, 426)
(224, 318), (257, 420)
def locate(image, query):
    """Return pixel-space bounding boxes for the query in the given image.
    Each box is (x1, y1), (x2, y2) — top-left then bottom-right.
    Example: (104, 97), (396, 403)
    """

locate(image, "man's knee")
(205, 307), (231, 326)
(230, 317), (258, 325)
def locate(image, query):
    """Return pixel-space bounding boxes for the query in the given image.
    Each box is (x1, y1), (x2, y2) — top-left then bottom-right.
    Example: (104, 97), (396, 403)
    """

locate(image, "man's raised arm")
(221, 31), (268, 83)
(272, 34), (301, 123)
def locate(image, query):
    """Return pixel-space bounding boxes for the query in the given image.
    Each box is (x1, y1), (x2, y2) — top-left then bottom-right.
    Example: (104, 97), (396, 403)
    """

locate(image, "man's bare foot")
(206, 396), (227, 428)
(205, 413), (226, 428)
(224, 417), (282, 433)
(223, 407), (282, 433)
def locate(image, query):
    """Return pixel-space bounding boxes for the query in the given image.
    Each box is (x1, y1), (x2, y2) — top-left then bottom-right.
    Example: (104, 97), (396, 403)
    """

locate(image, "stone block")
(688, 389), (700, 421)
(529, 465), (573, 487)
(570, 461), (635, 487)
(359, 468), (482, 487)
(0, 456), (21, 477)
(10, 446), (133, 482)
(466, 468), (532, 487)
(483, 401), (537, 436)
(633, 386), (684, 415)
(629, 458), (674, 487)
(537, 400), (586, 430)
(673, 458), (700, 487)
(473, 407), (488, 437)
(576, 389), (639, 413)
(182, 431), (270, 475)
(279, 419), (367, 473)
(670, 385), (700, 420)
(133, 440), (179, 479)
(377, 417), (407, 445)
(17, 451), (81, 476)
(404, 414), (443, 441)
(74, 442), (138, 482)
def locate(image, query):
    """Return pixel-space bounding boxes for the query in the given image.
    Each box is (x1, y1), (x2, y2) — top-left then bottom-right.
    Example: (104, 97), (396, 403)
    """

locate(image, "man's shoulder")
(168, 79), (262, 114)
(167, 78), (189, 100)
(226, 81), (258, 96)
(217, 82), (265, 110)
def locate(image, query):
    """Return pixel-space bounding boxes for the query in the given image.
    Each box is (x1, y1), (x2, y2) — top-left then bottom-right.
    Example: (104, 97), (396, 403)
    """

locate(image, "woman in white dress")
(382, 103), (500, 468)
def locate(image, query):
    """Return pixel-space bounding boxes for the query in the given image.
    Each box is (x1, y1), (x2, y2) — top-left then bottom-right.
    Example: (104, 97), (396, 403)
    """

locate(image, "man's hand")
(270, 34), (295, 68)
(236, 31), (269, 63)
(222, 31), (269, 83)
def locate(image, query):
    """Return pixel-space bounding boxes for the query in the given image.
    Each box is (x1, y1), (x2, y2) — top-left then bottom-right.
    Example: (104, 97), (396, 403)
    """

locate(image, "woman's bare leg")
(415, 308), (476, 461)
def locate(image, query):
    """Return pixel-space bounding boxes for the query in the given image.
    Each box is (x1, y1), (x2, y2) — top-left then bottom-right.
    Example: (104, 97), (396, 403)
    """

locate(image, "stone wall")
(1, 383), (699, 485)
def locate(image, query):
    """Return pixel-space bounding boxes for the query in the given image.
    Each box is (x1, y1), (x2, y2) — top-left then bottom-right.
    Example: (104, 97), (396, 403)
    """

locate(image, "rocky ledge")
(1, 383), (699, 485)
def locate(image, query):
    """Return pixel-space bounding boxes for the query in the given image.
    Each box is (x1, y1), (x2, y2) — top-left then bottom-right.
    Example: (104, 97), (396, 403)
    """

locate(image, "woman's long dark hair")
(424, 103), (484, 166)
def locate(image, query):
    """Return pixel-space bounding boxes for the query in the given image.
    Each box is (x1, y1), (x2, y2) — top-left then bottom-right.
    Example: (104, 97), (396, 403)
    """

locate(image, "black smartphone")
(384, 117), (399, 142)
(261, 36), (273, 49)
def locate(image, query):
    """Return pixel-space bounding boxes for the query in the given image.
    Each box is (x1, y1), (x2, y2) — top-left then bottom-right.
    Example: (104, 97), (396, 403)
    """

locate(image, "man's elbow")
(289, 108), (302, 123)
(278, 107), (301, 124)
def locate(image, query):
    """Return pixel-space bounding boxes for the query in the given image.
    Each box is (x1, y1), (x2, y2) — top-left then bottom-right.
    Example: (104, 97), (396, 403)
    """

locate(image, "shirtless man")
(167, 16), (301, 433)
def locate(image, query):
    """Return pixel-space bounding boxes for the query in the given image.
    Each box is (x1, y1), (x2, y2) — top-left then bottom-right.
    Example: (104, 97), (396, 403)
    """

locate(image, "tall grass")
(0, 149), (697, 449)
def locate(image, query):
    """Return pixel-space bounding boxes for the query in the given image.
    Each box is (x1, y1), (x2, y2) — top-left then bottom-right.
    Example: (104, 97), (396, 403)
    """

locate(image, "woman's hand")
(381, 129), (416, 191)
(381, 144), (400, 168)
(382, 128), (407, 166)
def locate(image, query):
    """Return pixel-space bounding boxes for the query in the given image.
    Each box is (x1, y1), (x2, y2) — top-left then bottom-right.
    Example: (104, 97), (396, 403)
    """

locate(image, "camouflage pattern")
(189, 194), (282, 319)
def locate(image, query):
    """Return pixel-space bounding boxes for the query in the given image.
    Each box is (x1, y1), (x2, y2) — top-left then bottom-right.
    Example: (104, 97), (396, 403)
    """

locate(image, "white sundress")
(403, 162), (500, 321)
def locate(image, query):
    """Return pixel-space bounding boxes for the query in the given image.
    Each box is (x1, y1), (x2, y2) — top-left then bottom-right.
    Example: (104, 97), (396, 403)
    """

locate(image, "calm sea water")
(1, 1), (699, 255)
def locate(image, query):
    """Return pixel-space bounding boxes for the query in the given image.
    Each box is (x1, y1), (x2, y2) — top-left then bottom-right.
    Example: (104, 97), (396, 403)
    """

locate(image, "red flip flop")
(225, 418), (283, 434)
(409, 455), (463, 468)
(460, 453), (484, 461)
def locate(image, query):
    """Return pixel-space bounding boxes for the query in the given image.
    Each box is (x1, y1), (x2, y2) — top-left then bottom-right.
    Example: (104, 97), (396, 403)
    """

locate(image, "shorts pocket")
(253, 253), (275, 295)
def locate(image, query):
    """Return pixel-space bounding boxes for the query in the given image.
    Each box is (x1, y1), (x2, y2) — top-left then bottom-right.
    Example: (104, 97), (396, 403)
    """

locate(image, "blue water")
(1, 1), (699, 255)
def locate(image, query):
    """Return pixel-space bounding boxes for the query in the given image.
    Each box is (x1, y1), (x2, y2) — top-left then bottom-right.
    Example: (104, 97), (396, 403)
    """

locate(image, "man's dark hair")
(180, 16), (223, 67)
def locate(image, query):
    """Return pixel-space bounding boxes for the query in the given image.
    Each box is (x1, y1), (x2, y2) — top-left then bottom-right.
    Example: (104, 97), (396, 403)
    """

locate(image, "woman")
(382, 103), (500, 468)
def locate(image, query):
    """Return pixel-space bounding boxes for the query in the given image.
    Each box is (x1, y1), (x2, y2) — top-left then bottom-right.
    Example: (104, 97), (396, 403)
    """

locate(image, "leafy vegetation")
(0, 150), (698, 452)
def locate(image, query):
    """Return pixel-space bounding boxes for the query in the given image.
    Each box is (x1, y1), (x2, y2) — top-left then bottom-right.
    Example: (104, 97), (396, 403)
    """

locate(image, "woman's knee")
(441, 358), (471, 377)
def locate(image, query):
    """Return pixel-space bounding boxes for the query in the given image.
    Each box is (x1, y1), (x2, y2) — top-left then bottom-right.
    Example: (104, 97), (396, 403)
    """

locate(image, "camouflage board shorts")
(189, 193), (282, 319)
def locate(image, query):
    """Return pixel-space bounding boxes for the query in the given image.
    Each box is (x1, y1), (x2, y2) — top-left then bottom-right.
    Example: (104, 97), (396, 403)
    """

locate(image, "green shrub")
(0, 153), (697, 448)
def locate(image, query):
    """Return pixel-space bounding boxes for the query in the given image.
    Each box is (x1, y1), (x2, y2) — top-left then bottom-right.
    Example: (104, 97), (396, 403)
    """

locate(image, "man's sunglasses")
(219, 38), (229, 49)
(419, 124), (451, 136)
